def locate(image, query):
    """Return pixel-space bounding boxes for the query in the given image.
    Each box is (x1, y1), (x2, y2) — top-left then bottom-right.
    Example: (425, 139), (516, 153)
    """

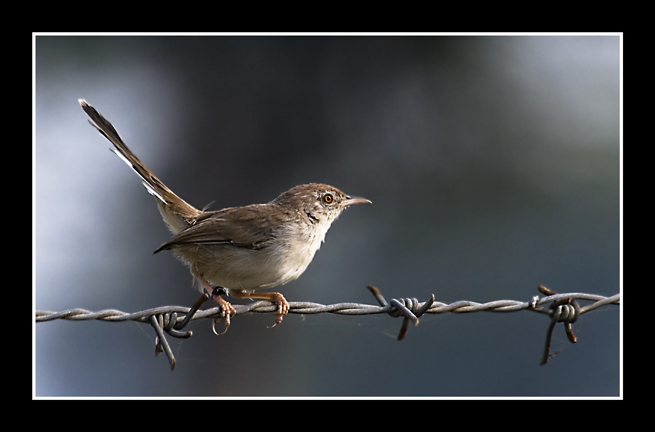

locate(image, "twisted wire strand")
(35, 287), (620, 370)
(35, 292), (619, 323)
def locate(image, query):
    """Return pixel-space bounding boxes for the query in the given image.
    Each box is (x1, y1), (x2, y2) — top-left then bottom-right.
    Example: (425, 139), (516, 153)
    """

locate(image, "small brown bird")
(78, 99), (370, 331)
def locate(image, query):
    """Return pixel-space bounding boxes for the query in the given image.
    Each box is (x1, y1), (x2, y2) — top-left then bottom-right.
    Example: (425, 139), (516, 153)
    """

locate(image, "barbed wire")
(35, 285), (620, 370)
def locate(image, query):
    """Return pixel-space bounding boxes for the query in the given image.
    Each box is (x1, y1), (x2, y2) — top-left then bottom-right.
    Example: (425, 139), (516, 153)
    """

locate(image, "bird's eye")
(323, 193), (334, 204)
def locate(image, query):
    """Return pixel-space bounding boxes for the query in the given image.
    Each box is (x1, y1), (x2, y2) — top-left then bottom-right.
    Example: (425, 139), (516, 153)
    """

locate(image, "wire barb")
(35, 286), (619, 369)
(535, 286), (581, 365)
(151, 315), (175, 370)
(368, 285), (435, 340)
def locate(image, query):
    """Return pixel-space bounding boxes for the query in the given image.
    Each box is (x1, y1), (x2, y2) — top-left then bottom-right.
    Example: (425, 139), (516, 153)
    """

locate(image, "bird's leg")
(229, 290), (289, 328)
(192, 271), (236, 334)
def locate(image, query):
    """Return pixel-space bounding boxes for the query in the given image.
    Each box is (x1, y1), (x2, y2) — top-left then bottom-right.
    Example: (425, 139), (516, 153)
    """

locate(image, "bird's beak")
(344, 196), (372, 206)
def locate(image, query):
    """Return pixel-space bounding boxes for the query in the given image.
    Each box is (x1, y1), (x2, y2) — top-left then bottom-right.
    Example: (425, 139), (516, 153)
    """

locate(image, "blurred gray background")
(34, 35), (620, 397)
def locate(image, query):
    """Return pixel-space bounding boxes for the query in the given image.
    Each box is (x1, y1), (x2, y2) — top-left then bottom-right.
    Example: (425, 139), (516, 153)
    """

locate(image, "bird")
(78, 99), (370, 332)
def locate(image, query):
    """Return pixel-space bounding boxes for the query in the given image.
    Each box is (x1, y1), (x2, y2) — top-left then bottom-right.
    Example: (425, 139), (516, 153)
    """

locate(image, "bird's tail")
(78, 99), (201, 234)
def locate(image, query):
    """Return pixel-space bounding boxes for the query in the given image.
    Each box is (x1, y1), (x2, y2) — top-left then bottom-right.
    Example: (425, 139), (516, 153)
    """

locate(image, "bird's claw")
(268, 296), (289, 328)
(210, 291), (236, 335)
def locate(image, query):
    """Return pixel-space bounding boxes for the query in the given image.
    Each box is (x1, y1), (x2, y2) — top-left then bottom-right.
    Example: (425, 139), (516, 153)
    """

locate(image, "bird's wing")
(153, 204), (286, 253)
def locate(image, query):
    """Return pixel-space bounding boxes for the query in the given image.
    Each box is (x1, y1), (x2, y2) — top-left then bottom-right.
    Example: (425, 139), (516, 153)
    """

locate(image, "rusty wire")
(35, 285), (620, 370)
